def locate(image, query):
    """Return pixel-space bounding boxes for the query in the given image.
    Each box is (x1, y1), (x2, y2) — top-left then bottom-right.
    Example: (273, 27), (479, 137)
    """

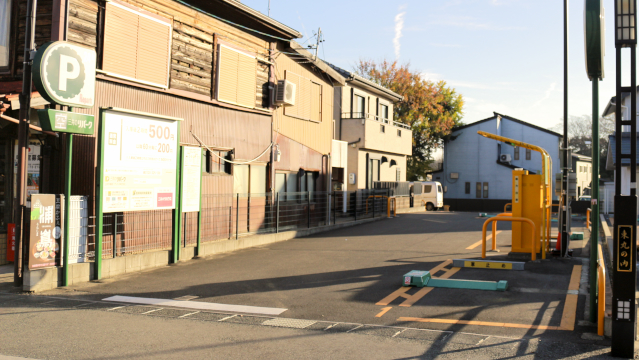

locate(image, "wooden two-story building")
(0, 0), (344, 264)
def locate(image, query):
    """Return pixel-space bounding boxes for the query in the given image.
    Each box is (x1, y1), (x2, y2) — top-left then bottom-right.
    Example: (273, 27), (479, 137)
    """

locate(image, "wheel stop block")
(402, 270), (508, 292)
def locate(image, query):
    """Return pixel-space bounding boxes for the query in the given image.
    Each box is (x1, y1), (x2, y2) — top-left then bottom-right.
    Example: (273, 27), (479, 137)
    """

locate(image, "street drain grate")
(262, 318), (317, 329)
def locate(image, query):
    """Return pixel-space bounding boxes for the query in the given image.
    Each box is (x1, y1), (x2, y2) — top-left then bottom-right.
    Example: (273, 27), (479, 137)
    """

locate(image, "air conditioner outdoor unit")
(275, 80), (296, 106)
(499, 154), (512, 163)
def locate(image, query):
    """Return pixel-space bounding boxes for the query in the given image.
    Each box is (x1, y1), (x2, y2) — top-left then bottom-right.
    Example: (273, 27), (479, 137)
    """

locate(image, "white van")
(418, 181), (444, 211)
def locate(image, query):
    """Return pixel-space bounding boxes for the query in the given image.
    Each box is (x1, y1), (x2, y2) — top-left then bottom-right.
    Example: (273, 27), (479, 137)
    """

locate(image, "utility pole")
(307, 28), (324, 60)
(560, 0), (570, 258)
(14, 0), (38, 286)
(584, 0), (604, 325)
(314, 28), (322, 60)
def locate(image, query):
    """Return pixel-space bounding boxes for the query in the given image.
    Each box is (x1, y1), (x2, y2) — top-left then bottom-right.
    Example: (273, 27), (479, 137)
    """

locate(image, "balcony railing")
(341, 112), (411, 130)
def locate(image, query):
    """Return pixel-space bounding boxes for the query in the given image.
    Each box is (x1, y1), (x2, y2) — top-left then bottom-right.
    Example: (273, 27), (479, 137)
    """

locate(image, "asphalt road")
(0, 211), (631, 359)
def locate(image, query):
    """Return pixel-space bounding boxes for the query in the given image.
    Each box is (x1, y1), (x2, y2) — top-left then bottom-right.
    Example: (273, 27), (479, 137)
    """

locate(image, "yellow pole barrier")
(504, 203), (512, 213)
(482, 217), (537, 261)
(492, 213), (512, 251)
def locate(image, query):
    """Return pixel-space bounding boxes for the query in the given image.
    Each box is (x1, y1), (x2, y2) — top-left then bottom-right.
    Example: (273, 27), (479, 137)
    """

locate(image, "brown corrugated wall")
(71, 79), (272, 256)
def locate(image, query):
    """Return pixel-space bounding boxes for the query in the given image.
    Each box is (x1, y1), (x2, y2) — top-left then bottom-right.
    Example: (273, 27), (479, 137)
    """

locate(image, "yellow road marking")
(376, 260), (453, 306)
(375, 307), (392, 317)
(559, 265), (582, 331)
(376, 287), (411, 306)
(568, 265), (582, 291)
(428, 259), (453, 274)
(398, 264), (583, 331)
(397, 317), (563, 330)
(466, 231), (502, 250)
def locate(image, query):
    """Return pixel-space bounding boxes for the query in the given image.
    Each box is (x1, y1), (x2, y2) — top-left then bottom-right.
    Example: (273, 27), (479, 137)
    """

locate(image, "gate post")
(308, 191), (311, 228)
(236, 193), (239, 240)
(276, 193), (280, 233)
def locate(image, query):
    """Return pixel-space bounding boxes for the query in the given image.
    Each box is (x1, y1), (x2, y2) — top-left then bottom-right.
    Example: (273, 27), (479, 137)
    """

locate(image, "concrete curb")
(23, 217), (386, 292)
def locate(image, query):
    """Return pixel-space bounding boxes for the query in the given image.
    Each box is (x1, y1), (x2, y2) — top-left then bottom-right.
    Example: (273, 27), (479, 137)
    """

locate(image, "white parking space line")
(102, 296), (287, 316)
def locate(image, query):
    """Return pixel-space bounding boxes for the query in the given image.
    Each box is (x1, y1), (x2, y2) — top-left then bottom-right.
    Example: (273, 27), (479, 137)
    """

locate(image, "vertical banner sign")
(6, 224), (15, 262)
(28, 194), (63, 269)
(612, 196), (637, 352)
(101, 110), (180, 212)
(181, 146), (202, 212)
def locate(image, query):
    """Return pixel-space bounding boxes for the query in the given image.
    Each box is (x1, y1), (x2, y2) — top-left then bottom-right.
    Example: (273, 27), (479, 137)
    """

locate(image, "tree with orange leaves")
(355, 59), (464, 180)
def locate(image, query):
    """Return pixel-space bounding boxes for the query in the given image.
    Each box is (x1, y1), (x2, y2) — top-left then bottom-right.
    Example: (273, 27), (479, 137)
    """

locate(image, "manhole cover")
(262, 318), (317, 329)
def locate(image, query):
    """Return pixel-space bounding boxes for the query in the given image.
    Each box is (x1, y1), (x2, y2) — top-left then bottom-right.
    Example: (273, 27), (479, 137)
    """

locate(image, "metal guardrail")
(597, 242), (606, 336)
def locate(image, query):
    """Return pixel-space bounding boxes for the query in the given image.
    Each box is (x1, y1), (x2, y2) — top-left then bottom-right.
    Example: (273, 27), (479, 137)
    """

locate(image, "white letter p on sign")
(59, 54), (80, 91)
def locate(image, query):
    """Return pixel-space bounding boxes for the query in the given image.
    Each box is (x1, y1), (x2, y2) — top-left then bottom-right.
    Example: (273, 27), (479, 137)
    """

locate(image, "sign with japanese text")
(617, 225), (633, 272)
(181, 146), (202, 212)
(28, 194), (63, 270)
(101, 110), (179, 212)
(32, 41), (96, 108)
(464, 261), (513, 270)
(37, 109), (95, 135)
(6, 223), (15, 262)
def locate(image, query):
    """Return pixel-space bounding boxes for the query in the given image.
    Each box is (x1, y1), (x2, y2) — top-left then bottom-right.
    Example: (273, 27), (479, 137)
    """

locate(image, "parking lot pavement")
(33, 211), (602, 346)
(0, 292), (618, 360)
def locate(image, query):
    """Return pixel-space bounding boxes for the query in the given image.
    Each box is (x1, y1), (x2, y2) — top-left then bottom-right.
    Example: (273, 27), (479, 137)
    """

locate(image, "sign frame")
(584, 0), (605, 80)
(95, 107), (182, 279)
(32, 41), (97, 108)
(37, 109), (95, 135)
(28, 194), (64, 270)
(181, 146), (203, 213)
(99, 108), (182, 213)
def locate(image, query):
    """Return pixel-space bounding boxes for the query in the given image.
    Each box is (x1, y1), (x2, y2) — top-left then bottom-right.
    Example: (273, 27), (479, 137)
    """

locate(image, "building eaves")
(602, 85), (639, 117)
(572, 153), (591, 161)
(179, 0), (302, 40)
(451, 113), (562, 138)
(287, 42), (346, 86)
(493, 112), (562, 137)
(324, 63), (403, 102)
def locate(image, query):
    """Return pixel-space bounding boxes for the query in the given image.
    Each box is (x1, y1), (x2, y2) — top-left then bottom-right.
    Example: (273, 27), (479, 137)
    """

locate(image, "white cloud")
(421, 72), (444, 81)
(531, 82), (557, 108)
(393, 5), (407, 60)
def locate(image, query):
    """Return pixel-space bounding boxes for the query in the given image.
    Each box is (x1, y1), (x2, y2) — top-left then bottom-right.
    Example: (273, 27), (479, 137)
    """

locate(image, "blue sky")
(241, 0), (621, 130)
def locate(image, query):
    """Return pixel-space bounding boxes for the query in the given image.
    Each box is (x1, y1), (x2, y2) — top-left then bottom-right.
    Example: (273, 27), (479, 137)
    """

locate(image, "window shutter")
(236, 52), (256, 108)
(311, 82), (321, 122)
(218, 46), (238, 104)
(103, 3), (139, 79)
(103, 2), (170, 87)
(217, 45), (256, 108)
(136, 16), (170, 86)
(284, 71), (322, 121)
(300, 79), (311, 120)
